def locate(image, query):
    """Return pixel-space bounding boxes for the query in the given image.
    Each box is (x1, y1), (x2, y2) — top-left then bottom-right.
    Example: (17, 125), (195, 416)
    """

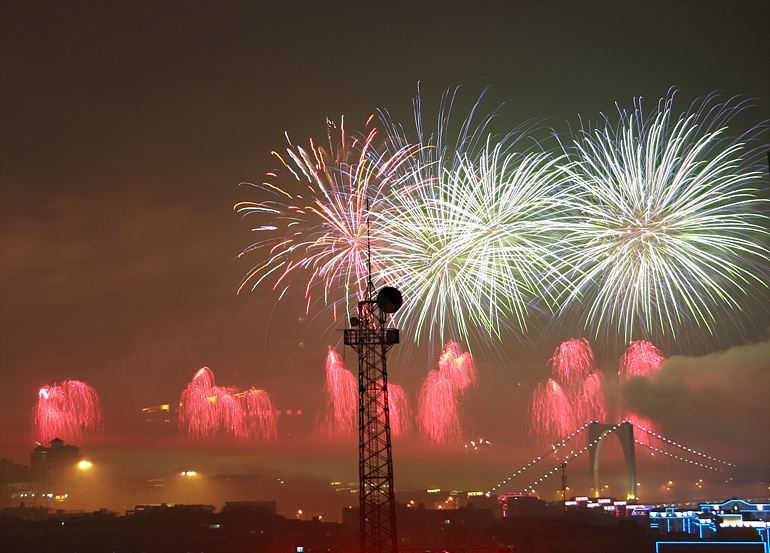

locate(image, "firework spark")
(235, 117), (421, 321)
(417, 341), (477, 445)
(318, 348), (357, 437)
(528, 378), (574, 445)
(618, 340), (666, 445)
(378, 88), (568, 343)
(33, 380), (102, 444)
(558, 91), (769, 345)
(179, 367), (277, 441)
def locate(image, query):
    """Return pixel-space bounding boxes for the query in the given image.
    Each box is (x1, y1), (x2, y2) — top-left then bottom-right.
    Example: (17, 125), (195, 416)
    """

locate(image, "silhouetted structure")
(344, 286), (402, 553)
(29, 439), (81, 506)
(588, 422), (637, 500)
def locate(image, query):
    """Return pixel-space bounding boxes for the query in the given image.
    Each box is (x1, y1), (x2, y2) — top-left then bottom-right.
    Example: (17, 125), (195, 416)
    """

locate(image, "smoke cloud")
(620, 339), (770, 471)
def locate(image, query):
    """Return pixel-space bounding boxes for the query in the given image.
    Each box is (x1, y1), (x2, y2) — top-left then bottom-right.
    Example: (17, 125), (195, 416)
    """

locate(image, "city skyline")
(1, 0), (769, 513)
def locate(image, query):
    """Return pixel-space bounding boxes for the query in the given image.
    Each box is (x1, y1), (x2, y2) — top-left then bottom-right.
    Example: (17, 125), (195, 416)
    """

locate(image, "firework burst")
(529, 338), (607, 445)
(618, 340), (666, 445)
(528, 378), (574, 445)
(235, 117), (421, 321)
(33, 380), (102, 444)
(179, 367), (277, 441)
(558, 91), (770, 346)
(417, 341), (477, 445)
(378, 87), (569, 344)
(318, 348), (358, 437)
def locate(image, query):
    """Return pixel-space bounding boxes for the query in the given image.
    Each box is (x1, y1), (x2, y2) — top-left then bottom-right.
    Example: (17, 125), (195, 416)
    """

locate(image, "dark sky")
(1, 0), (769, 503)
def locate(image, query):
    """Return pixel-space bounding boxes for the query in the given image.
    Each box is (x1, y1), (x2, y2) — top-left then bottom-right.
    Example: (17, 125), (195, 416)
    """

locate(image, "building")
(29, 438), (81, 506)
(650, 498), (770, 552)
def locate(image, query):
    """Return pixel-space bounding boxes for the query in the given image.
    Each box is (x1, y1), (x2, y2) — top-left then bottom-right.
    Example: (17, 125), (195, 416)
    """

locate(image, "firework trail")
(380, 381), (412, 436)
(417, 369), (460, 445)
(528, 378), (574, 445)
(530, 338), (607, 445)
(318, 348), (357, 437)
(378, 88), (569, 344)
(235, 117), (422, 322)
(242, 388), (278, 441)
(33, 380), (102, 444)
(417, 341), (477, 444)
(558, 91), (770, 346)
(179, 367), (277, 441)
(576, 372), (607, 425)
(549, 338), (595, 390)
(618, 340), (666, 445)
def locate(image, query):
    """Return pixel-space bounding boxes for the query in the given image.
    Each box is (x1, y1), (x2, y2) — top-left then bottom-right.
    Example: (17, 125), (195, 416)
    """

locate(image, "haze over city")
(1, 0), (769, 521)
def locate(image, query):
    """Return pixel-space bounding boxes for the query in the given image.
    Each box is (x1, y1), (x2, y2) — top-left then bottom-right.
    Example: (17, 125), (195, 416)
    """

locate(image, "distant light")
(78, 461), (92, 470)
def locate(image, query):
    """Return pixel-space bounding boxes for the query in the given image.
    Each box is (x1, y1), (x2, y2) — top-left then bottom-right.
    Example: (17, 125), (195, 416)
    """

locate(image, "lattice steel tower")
(344, 285), (402, 553)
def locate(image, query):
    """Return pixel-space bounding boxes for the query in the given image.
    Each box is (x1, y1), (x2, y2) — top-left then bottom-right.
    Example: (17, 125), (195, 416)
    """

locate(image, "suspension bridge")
(487, 421), (737, 500)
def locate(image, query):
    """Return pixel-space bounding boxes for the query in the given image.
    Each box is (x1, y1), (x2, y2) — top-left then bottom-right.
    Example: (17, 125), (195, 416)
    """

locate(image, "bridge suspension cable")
(488, 421), (607, 494)
(634, 440), (732, 473)
(519, 423), (627, 495)
(488, 422), (738, 496)
(633, 424), (736, 468)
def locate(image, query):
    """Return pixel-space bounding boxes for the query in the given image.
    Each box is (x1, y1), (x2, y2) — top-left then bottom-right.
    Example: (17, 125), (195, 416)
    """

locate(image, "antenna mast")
(344, 186), (401, 553)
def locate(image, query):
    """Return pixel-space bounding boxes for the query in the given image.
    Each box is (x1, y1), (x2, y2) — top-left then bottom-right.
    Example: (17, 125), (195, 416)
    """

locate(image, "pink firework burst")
(242, 388), (278, 441)
(529, 378), (575, 446)
(576, 372), (607, 424)
(438, 341), (478, 392)
(417, 369), (461, 445)
(379, 381), (412, 437)
(619, 340), (666, 444)
(33, 380), (102, 445)
(619, 340), (666, 379)
(417, 342), (477, 445)
(549, 338), (595, 391)
(318, 348), (358, 437)
(179, 367), (276, 442)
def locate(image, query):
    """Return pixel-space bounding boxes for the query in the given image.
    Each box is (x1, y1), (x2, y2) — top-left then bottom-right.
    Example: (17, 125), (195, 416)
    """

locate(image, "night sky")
(1, 1), (769, 508)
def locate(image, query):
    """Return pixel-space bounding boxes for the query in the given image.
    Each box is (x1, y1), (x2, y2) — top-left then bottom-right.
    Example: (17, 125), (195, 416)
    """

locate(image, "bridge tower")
(344, 286), (402, 553)
(588, 422), (637, 500)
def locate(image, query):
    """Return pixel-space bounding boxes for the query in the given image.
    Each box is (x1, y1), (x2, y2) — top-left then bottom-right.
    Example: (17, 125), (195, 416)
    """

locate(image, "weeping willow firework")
(317, 348), (412, 437)
(417, 341), (478, 445)
(33, 380), (102, 444)
(618, 340), (666, 445)
(318, 348), (357, 437)
(179, 367), (277, 442)
(558, 92), (769, 345)
(529, 338), (606, 445)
